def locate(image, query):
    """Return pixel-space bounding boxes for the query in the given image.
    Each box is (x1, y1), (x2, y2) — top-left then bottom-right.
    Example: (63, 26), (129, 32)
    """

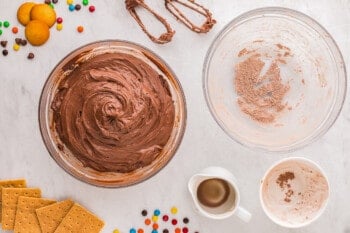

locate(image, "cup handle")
(234, 206), (252, 223)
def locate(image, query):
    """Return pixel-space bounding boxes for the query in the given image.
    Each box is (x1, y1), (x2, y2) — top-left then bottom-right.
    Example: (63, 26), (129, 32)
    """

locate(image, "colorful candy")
(88, 5), (95, 12)
(144, 218), (151, 225)
(162, 215), (169, 222)
(77, 25), (84, 33)
(137, 229), (144, 233)
(141, 210), (148, 216)
(3, 21), (10, 28)
(154, 209), (160, 216)
(56, 23), (63, 31)
(113, 229), (120, 233)
(67, 0), (73, 4)
(171, 219), (178, 225)
(56, 17), (63, 23)
(152, 215), (158, 222)
(152, 223), (159, 230)
(82, 0), (89, 6)
(183, 218), (189, 224)
(2, 49), (8, 56)
(175, 228), (181, 233)
(27, 52), (35, 59)
(12, 27), (19, 34)
(170, 207), (178, 214)
(182, 227), (189, 233)
(130, 228), (136, 233)
(69, 4), (75, 11)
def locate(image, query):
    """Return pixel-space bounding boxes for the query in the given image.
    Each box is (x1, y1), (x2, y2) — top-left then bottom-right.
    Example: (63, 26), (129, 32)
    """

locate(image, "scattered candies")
(144, 218), (151, 225)
(152, 223), (159, 230)
(13, 43), (20, 51)
(27, 52), (34, 59)
(154, 209), (161, 216)
(12, 27), (19, 34)
(77, 25), (84, 33)
(56, 23), (63, 31)
(171, 219), (178, 225)
(162, 215), (169, 222)
(1, 41), (8, 47)
(152, 215), (158, 222)
(141, 210), (148, 216)
(183, 218), (189, 224)
(69, 4), (75, 11)
(89, 5), (95, 12)
(75, 4), (81, 11)
(2, 49), (8, 56)
(170, 207), (178, 215)
(4, 21), (10, 28)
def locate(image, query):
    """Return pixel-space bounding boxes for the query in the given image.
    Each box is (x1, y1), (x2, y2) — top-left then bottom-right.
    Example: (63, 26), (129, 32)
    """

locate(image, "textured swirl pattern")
(51, 52), (175, 173)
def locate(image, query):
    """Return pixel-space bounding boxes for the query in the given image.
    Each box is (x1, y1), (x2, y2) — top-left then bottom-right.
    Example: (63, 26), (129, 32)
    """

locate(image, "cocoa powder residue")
(276, 171), (295, 203)
(234, 54), (290, 123)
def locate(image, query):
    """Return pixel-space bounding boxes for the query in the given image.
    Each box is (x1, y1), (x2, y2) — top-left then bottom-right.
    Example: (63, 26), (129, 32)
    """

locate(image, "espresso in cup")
(260, 158), (329, 228)
(197, 178), (232, 208)
(188, 167), (251, 222)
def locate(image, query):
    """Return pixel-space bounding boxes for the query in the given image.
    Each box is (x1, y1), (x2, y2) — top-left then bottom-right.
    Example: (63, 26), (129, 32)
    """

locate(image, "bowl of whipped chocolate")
(39, 40), (186, 187)
(203, 7), (347, 152)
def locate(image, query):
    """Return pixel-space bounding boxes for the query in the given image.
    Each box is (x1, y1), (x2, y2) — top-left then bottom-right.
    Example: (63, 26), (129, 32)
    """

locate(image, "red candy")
(89, 5), (95, 12)
(56, 17), (63, 24)
(171, 219), (177, 225)
(162, 215), (169, 222)
(182, 227), (189, 233)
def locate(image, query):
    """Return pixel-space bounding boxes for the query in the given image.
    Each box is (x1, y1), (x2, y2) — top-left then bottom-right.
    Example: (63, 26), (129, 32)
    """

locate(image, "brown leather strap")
(165, 0), (216, 33)
(125, 0), (175, 44)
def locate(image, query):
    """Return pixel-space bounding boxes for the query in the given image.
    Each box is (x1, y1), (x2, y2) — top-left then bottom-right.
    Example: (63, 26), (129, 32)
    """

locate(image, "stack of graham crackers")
(0, 179), (104, 233)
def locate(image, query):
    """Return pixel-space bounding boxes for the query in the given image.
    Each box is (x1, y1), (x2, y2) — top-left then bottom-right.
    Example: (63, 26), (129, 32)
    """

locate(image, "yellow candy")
(13, 44), (20, 51)
(56, 23), (63, 31)
(170, 206), (178, 214)
(67, 0), (73, 4)
(152, 215), (158, 222)
(113, 229), (120, 233)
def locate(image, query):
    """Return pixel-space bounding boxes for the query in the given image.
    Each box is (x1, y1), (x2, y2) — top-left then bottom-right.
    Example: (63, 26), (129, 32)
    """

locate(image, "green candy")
(0, 29), (2, 36)
(3, 21), (10, 28)
(82, 0), (89, 6)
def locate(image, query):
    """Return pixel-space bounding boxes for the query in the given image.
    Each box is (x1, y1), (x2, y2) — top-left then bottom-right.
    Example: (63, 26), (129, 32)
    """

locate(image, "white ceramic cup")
(188, 166), (252, 222)
(260, 157), (330, 228)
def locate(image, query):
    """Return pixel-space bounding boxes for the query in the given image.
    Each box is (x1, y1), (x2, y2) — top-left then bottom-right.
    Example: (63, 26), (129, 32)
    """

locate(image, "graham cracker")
(0, 179), (26, 223)
(54, 203), (104, 233)
(14, 196), (56, 233)
(1, 187), (41, 230)
(36, 199), (74, 233)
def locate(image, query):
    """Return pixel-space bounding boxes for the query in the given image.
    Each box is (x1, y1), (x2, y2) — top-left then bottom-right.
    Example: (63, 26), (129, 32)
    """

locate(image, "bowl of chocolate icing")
(39, 40), (186, 187)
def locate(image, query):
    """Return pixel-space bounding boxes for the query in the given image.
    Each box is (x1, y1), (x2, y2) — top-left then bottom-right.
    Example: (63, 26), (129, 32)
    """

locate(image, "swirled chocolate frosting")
(51, 52), (175, 173)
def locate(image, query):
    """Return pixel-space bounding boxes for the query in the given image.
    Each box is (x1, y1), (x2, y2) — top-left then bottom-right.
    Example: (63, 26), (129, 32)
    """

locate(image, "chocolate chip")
(0, 41), (7, 48)
(183, 217), (189, 224)
(27, 52), (35, 59)
(15, 38), (22, 45)
(44, 0), (51, 4)
(2, 49), (8, 56)
(21, 39), (27, 46)
(52, 0), (58, 3)
(75, 4), (81, 11)
(141, 209), (147, 216)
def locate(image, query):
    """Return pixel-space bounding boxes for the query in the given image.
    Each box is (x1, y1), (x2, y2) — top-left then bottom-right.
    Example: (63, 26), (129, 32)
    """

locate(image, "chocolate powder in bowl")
(234, 52), (290, 124)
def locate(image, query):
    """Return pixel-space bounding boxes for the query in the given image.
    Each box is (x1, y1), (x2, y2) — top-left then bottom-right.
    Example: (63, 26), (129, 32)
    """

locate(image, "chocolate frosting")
(51, 52), (175, 173)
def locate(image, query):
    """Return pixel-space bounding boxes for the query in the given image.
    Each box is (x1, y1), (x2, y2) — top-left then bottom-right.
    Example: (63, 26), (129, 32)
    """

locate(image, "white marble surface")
(0, 0), (349, 232)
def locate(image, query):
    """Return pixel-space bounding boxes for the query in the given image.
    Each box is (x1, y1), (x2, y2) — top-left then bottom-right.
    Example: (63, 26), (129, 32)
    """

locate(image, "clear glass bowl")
(203, 7), (346, 152)
(39, 40), (187, 187)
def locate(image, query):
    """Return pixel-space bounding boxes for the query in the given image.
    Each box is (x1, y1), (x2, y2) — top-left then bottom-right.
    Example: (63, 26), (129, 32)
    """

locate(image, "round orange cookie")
(17, 2), (36, 26)
(25, 20), (50, 46)
(30, 4), (56, 28)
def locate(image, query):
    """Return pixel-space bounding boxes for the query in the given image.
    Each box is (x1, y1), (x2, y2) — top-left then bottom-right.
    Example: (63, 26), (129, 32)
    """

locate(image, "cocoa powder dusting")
(234, 54), (290, 123)
(276, 171), (295, 203)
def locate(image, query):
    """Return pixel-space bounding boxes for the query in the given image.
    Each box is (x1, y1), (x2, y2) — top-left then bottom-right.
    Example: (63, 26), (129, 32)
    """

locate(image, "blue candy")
(154, 209), (161, 216)
(69, 4), (75, 11)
